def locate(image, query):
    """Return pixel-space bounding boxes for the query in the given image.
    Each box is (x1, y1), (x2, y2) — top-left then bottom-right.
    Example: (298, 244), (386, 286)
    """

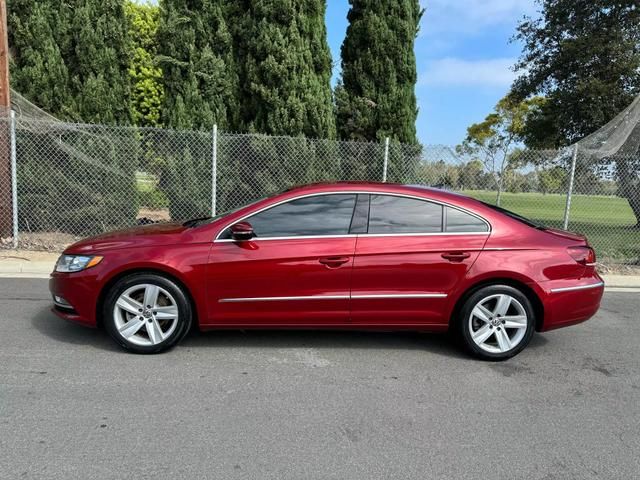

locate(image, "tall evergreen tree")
(8, 0), (73, 117)
(157, 0), (240, 130)
(336, 0), (422, 143)
(8, 0), (132, 125)
(234, 0), (335, 138)
(68, 0), (133, 124)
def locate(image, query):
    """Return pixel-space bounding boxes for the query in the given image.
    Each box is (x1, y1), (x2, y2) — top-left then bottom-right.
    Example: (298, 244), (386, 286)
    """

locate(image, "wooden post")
(0, 0), (12, 237)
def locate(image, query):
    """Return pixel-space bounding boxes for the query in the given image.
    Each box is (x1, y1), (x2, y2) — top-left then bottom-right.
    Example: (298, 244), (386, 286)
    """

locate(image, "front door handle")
(441, 252), (471, 262)
(319, 256), (350, 268)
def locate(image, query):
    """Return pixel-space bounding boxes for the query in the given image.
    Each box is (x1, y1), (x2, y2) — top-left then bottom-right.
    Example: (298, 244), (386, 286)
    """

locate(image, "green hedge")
(17, 124), (139, 236)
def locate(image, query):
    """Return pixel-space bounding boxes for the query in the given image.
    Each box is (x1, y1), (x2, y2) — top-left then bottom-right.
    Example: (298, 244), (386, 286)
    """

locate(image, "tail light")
(567, 246), (596, 266)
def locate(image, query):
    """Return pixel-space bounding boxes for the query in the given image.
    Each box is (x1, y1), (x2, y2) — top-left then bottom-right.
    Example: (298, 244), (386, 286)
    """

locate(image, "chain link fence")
(0, 114), (638, 266)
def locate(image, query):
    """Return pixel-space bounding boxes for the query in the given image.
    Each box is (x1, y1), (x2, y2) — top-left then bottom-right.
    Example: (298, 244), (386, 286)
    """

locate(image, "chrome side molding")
(549, 282), (604, 293)
(219, 293), (448, 303)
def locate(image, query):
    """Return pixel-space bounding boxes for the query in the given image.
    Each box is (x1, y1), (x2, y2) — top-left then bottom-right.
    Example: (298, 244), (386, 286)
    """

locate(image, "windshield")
(481, 202), (546, 229)
(181, 198), (264, 228)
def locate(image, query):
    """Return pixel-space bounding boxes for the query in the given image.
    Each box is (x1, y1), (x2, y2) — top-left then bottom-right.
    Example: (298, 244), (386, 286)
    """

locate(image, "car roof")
(282, 181), (480, 206)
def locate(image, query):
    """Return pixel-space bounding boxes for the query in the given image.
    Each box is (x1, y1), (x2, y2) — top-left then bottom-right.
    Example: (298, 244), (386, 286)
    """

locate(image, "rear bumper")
(49, 272), (100, 328)
(536, 274), (604, 332)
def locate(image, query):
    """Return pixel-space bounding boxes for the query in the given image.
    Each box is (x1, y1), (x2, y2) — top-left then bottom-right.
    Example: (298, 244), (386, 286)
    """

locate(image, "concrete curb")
(0, 258), (639, 290)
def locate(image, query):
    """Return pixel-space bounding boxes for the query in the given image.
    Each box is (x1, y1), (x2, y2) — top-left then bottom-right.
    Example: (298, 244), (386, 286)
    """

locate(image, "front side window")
(368, 195), (443, 233)
(230, 194), (357, 238)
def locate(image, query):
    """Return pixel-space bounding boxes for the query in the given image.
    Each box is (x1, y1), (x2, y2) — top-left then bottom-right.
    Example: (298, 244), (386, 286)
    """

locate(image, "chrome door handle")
(319, 256), (350, 267)
(441, 252), (471, 262)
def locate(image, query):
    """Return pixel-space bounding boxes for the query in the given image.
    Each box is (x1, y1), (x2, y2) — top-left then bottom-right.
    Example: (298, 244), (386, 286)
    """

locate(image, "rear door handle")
(441, 252), (471, 262)
(319, 256), (350, 267)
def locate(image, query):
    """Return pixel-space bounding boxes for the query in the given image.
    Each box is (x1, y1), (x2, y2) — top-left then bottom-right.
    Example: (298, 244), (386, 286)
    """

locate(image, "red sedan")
(49, 182), (604, 360)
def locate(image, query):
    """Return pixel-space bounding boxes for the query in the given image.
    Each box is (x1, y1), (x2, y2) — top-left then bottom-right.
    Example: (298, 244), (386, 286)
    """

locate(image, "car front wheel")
(103, 273), (192, 354)
(458, 285), (535, 361)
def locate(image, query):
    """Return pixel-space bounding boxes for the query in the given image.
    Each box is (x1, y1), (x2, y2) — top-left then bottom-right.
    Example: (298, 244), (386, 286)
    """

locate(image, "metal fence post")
(10, 109), (17, 248)
(563, 144), (578, 230)
(211, 124), (218, 216)
(382, 137), (390, 182)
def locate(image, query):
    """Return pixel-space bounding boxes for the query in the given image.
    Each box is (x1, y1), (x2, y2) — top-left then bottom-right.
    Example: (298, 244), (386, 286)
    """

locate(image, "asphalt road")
(0, 279), (639, 480)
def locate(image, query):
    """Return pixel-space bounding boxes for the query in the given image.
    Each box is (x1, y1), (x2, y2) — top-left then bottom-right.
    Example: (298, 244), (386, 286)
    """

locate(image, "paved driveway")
(1, 279), (638, 479)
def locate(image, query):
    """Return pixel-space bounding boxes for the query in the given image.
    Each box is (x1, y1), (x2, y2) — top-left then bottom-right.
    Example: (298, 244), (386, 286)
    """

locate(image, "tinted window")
(445, 207), (489, 232)
(481, 202), (543, 229)
(239, 194), (357, 238)
(368, 195), (442, 233)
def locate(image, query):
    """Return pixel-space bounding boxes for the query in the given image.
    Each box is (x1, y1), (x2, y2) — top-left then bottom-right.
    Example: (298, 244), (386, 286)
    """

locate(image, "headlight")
(55, 255), (103, 273)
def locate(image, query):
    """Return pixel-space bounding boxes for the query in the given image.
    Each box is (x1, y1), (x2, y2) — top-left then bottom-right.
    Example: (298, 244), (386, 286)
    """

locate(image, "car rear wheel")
(458, 285), (535, 361)
(103, 273), (192, 354)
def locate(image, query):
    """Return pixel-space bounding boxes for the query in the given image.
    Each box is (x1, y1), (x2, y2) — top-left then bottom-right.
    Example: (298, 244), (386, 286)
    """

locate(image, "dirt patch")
(1, 232), (81, 253)
(0, 208), (172, 253)
(137, 208), (170, 223)
(0, 249), (60, 262)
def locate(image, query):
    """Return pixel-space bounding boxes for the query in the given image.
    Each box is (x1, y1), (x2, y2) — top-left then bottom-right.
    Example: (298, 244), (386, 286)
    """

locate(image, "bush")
(137, 185), (169, 210)
(17, 124), (139, 236)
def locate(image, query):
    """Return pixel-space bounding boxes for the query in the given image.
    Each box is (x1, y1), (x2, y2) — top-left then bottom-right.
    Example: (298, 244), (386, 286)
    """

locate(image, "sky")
(326, 0), (539, 145)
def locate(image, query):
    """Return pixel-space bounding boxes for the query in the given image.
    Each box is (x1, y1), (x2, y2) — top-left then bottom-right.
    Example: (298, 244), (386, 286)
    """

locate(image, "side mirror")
(230, 221), (254, 241)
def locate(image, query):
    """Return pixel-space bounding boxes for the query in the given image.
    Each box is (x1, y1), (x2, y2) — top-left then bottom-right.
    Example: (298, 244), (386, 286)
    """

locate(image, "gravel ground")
(1, 279), (638, 480)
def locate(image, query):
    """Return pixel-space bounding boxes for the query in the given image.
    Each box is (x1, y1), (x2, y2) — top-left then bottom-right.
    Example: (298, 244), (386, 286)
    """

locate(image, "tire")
(103, 273), (192, 354)
(457, 284), (535, 361)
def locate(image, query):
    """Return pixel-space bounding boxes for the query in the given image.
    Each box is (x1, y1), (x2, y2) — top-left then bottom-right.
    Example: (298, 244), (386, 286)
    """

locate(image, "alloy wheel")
(468, 293), (528, 354)
(113, 284), (179, 347)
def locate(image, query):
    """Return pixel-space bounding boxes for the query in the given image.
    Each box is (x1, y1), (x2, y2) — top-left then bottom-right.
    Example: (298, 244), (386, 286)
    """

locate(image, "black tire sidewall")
(103, 273), (192, 354)
(459, 285), (535, 361)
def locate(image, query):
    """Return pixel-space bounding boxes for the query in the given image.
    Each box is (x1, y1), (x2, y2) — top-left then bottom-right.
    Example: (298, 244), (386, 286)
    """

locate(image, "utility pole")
(0, 0), (11, 238)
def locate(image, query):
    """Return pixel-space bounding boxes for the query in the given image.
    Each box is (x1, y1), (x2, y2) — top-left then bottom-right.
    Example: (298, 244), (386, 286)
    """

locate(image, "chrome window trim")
(214, 231), (489, 243)
(219, 293), (447, 303)
(213, 190), (491, 242)
(549, 282), (604, 293)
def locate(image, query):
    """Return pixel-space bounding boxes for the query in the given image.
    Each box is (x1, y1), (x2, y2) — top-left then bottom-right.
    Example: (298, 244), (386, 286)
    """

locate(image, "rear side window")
(238, 194), (357, 238)
(481, 202), (543, 229)
(368, 195), (443, 233)
(445, 207), (489, 232)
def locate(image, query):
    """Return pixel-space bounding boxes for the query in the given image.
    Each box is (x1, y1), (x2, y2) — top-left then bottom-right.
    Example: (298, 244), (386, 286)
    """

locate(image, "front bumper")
(536, 274), (605, 331)
(49, 272), (100, 328)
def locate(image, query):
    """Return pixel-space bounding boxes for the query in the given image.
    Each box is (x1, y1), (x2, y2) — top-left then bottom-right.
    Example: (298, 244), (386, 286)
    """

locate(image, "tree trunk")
(616, 156), (640, 227)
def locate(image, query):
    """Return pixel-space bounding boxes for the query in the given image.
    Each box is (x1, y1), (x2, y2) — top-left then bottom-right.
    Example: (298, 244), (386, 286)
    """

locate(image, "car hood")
(65, 223), (191, 253)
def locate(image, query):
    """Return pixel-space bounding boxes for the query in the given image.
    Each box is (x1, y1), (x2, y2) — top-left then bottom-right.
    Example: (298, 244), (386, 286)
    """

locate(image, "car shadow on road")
(31, 307), (120, 352)
(185, 328), (470, 357)
(32, 306), (549, 358)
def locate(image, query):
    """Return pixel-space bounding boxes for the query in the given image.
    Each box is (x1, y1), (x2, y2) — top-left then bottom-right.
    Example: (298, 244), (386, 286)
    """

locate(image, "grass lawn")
(464, 190), (640, 264)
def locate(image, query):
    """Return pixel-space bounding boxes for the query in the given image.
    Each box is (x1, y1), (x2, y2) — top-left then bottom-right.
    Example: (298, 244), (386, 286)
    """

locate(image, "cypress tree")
(67, 0), (133, 124)
(336, 0), (422, 143)
(8, 0), (137, 236)
(235, 0), (336, 138)
(9, 0), (133, 125)
(8, 0), (73, 118)
(157, 0), (240, 130)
